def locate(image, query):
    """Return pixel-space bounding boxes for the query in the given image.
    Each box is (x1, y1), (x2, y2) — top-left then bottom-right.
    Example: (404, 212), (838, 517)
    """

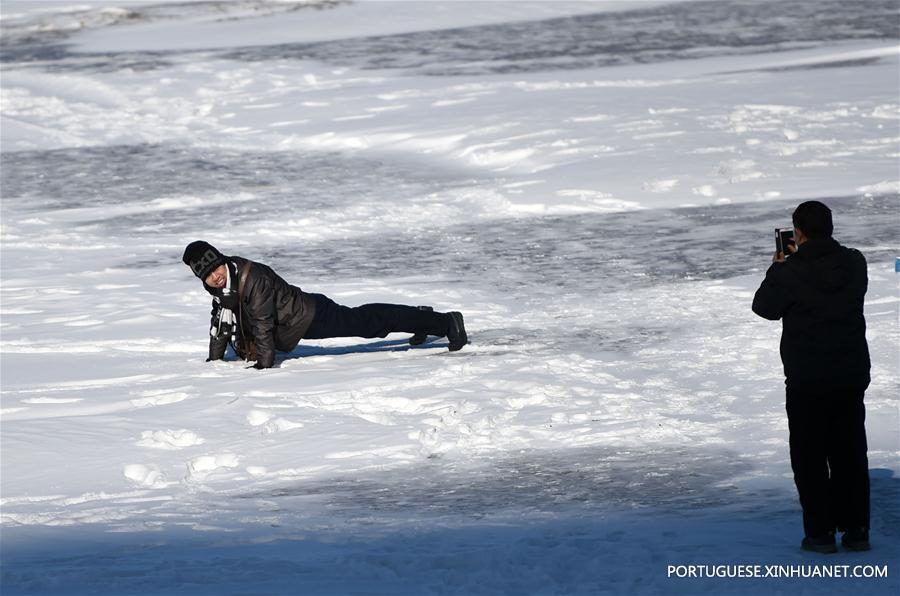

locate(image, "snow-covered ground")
(1, 1), (899, 594)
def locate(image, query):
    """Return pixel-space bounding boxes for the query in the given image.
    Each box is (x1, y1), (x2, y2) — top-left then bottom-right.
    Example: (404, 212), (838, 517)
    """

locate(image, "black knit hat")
(183, 241), (226, 280)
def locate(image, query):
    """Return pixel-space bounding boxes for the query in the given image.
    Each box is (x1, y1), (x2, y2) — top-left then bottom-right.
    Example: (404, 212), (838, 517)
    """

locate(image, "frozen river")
(3, 0), (898, 75)
(3, 143), (897, 289)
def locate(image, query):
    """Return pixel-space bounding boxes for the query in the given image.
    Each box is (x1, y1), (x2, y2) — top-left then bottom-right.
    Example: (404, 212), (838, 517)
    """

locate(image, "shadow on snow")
(1, 451), (898, 595)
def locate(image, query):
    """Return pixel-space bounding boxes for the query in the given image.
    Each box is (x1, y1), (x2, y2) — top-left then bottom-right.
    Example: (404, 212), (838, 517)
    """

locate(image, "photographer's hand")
(773, 250), (786, 263)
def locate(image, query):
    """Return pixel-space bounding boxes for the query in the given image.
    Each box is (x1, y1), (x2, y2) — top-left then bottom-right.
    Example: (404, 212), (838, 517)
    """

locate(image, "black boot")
(447, 311), (468, 352)
(801, 532), (837, 554)
(409, 306), (433, 346)
(841, 527), (871, 551)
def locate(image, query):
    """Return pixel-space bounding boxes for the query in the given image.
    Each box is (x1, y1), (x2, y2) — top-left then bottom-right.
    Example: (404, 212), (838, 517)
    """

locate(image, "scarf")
(210, 261), (240, 341)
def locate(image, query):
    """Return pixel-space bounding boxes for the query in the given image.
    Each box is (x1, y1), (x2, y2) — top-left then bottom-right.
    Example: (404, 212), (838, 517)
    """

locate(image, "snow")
(71, 1), (648, 51)
(1, 0), (899, 594)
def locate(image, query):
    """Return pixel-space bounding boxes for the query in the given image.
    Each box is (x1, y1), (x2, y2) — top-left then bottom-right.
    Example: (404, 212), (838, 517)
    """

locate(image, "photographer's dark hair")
(792, 201), (833, 239)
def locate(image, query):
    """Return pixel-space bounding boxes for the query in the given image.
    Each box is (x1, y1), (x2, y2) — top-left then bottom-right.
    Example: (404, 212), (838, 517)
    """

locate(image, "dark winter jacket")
(207, 256), (316, 368)
(752, 237), (870, 391)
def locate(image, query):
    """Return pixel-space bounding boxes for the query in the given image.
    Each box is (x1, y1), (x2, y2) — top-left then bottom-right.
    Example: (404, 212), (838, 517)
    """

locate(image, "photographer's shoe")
(409, 306), (433, 346)
(841, 528), (871, 551)
(801, 532), (837, 554)
(447, 311), (468, 352)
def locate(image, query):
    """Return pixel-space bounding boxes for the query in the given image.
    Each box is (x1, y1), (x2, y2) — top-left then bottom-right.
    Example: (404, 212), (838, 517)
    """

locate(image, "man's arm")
(208, 301), (228, 361)
(245, 276), (277, 369)
(752, 261), (793, 321)
(853, 248), (868, 294)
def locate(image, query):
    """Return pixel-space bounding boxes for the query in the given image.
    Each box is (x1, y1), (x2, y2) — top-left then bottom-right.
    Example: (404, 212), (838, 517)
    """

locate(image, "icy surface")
(1, 1), (899, 594)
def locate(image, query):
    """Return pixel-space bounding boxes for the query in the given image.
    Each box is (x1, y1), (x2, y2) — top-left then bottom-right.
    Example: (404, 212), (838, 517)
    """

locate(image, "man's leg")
(409, 306), (433, 346)
(825, 390), (870, 543)
(303, 295), (451, 340)
(786, 386), (836, 542)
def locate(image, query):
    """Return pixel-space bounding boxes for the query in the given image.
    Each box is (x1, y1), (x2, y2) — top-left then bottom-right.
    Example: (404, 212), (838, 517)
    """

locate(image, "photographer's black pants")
(303, 293), (451, 340)
(786, 386), (870, 538)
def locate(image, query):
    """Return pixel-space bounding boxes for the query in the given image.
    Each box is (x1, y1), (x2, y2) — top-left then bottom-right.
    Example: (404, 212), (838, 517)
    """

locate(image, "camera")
(775, 227), (795, 257)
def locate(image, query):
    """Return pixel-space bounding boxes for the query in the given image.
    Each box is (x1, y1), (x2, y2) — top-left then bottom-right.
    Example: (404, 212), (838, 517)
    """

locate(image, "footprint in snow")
(246, 409), (304, 434)
(136, 429), (204, 450)
(186, 453), (240, 480)
(123, 463), (167, 488)
(130, 391), (191, 408)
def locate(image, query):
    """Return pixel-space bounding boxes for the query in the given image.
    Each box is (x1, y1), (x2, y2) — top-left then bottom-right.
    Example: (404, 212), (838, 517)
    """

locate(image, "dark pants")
(785, 386), (870, 538)
(303, 293), (451, 340)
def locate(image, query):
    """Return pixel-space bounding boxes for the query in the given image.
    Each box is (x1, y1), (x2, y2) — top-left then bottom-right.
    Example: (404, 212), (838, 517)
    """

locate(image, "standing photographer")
(752, 200), (871, 554)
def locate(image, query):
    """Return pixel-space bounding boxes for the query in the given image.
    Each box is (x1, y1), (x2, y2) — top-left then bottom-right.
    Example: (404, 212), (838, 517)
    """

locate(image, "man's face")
(205, 264), (227, 289)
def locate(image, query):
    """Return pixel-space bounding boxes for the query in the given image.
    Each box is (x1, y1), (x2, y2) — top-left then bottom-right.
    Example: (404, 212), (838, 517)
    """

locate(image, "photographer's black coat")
(752, 237), (870, 390)
(207, 256), (316, 368)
